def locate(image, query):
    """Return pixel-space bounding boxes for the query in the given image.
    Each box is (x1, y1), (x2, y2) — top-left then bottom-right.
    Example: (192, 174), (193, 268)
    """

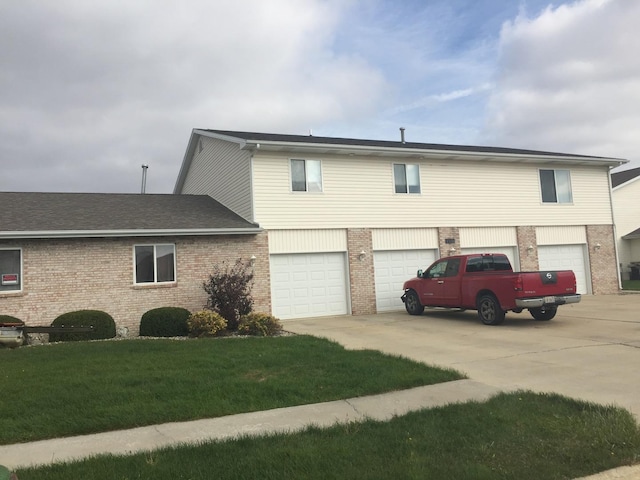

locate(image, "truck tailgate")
(519, 270), (577, 297)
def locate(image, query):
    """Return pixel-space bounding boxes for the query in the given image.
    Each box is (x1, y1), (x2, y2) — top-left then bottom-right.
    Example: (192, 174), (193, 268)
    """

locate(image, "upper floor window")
(291, 159), (322, 192)
(134, 244), (176, 284)
(539, 169), (572, 203)
(394, 163), (421, 194)
(0, 248), (22, 293)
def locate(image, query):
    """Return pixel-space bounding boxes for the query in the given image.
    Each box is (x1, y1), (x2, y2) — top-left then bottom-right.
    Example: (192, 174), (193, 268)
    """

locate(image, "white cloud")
(0, 0), (385, 193)
(484, 0), (640, 167)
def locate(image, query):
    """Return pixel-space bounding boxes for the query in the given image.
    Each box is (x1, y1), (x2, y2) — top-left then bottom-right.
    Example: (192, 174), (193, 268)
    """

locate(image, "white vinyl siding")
(536, 226), (587, 245)
(252, 154), (613, 229)
(459, 227), (518, 248)
(372, 228), (439, 250)
(612, 179), (640, 271)
(268, 229), (347, 254)
(179, 136), (254, 221)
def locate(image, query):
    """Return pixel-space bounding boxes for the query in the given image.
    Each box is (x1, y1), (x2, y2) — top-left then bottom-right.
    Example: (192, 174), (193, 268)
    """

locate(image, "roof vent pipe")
(400, 127), (406, 144)
(141, 164), (148, 194)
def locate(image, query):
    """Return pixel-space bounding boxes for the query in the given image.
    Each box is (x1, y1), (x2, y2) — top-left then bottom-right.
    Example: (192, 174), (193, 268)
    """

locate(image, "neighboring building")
(611, 167), (640, 281)
(174, 129), (627, 319)
(0, 193), (269, 333)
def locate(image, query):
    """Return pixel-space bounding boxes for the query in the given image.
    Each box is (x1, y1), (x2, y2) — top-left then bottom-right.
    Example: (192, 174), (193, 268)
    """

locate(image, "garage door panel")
(374, 249), (437, 312)
(538, 245), (588, 294)
(271, 253), (349, 319)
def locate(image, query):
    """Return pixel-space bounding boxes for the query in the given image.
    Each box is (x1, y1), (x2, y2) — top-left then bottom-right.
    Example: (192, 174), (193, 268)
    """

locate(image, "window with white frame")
(0, 248), (22, 292)
(134, 244), (176, 284)
(290, 159), (322, 192)
(539, 169), (573, 203)
(393, 163), (421, 194)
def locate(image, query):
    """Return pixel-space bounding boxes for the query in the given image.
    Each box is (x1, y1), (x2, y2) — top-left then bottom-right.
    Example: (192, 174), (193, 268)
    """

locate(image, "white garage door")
(374, 249), (437, 312)
(460, 247), (519, 271)
(538, 245), (589, 294)
(270, 253), (349, 319)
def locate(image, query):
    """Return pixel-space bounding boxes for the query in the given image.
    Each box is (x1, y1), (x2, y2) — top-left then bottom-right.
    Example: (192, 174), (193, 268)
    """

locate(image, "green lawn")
(17, 392), (640, 480)
(622, 279), (640, 291)
(0, 336), (462, 444)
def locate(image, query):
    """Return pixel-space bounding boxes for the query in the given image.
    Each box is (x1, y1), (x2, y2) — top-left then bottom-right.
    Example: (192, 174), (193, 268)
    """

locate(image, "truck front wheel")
(477, 294), (505, 325)
(404, 290), (424, 315)
(529, 306), (557, 321)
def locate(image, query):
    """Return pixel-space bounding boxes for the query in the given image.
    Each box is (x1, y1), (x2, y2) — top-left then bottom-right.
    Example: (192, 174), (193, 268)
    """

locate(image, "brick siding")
(586, 225), (620, 294)
(0, 232), (270, 335)
(347, 228), (376, 315)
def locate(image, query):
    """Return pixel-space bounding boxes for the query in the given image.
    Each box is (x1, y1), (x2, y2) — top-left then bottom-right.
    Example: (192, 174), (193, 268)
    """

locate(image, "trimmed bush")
(238, 312), (283, 337)
(139, 307), (191, 337)
(49, 310), (116, 342)
(203, 258), (254, 331)
(0, 315), (24, 325)
(187, 310), (227, 337)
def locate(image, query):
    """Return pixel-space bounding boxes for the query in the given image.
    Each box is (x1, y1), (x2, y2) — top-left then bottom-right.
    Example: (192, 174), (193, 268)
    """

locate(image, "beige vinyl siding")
(268, 229), (347, 254)
(371, 228), (438, 250)
(536, 226), (587, 245)
(252, 154), (614, 229)
(459, 227), (517, 247)
(180, 137), (253, 221)
(613, 179), (640, 268)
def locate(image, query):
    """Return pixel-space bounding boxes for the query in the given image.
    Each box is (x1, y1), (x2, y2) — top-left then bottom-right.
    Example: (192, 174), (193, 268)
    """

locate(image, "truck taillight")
(513, 277), (523, 291)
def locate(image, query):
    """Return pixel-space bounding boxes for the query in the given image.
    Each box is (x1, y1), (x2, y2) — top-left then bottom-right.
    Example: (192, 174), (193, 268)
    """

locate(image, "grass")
(622, 279), (640, 291)
(16, 392), (640, 480)
(0, 335), (462, 444)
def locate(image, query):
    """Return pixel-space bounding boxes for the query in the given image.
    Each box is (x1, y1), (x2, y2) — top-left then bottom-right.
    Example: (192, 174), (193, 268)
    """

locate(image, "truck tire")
(477, 294), (505, 325)
(529, 306), (557, 321)
(404, 290), (424, 315)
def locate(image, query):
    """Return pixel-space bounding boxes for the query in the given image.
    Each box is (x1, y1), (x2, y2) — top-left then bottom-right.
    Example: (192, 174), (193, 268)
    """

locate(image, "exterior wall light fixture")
(250, 255), (257, 266)
(594, 243), (601, 251)
(358, 250), (366, 261)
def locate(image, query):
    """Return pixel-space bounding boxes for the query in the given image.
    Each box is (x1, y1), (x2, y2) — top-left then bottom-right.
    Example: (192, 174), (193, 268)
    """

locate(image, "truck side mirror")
(417, 269), (423, 278)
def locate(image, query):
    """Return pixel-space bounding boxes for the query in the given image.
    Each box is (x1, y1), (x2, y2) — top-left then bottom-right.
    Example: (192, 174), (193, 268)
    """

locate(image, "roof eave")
(0, 227), (263, 240)
(242, 140), (626, 166)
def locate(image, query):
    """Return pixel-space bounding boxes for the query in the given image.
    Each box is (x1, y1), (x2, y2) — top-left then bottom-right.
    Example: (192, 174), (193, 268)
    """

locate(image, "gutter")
(0, 227), (263, 240)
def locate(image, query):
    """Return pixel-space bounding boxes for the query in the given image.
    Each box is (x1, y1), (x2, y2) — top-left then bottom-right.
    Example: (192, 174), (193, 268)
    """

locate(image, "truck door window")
(444, 259), (460, 277)
(427, 261), (448, 278)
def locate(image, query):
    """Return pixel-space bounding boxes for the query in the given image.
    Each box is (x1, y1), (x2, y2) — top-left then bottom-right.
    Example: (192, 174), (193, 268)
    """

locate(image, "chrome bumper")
(515, 294), (581, 309)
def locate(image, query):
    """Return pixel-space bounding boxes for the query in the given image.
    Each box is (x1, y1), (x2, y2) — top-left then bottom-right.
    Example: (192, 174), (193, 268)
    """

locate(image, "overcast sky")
(1, 0), (638, 194)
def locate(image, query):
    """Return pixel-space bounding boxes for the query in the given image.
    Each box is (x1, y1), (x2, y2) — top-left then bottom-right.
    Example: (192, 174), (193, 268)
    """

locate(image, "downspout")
(608, 165), (623, 290)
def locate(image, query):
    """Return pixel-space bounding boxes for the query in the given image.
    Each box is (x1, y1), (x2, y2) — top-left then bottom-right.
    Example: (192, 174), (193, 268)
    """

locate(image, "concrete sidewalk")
(1, 381), (638, 478)
(1, 379), (499, 470)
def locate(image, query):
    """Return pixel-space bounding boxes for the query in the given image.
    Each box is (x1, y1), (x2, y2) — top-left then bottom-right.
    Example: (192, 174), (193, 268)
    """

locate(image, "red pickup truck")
(401, 253), (580, 325)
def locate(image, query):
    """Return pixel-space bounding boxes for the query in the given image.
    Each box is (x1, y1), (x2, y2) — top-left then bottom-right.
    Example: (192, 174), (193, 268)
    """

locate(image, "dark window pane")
(156, 245), (175, 282)
(540, 169), (557, 203)
(0, 249), (21, 291)
(135, 246), (155, 283)
(394, 164), (407, 193)
(291, 159), (306, 191)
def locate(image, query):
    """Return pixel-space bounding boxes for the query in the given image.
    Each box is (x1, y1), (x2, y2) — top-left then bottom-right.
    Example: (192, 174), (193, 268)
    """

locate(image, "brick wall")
(586, 225), (620, 294)
(347, 228), (376, 315)
(517, 226), (539, 271)
(437, 227), (460, 257)
(0, 232), (270, 335)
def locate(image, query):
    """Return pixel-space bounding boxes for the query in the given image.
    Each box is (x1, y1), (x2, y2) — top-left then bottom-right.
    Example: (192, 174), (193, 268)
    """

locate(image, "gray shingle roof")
(611, 167), (640, 188)
(0, 192), (260, 237)
(201, 129), (620, 160)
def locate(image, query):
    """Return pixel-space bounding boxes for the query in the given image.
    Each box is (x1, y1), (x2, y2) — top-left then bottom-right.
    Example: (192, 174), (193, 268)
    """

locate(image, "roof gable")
(0, 192), (260, 239)
(611, 166), (640, 188)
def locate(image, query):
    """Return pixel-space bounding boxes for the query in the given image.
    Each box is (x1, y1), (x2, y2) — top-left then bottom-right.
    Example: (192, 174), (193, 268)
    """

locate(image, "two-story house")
(174, 129), (626, 319)
(611, 167), (640, 281)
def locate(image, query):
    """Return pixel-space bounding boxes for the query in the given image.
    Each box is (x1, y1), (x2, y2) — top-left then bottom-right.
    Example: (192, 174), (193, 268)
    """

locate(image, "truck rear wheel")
(529, 306), (557, 321)
(477, 294), (505, 325)
(404, 290), (424, 315)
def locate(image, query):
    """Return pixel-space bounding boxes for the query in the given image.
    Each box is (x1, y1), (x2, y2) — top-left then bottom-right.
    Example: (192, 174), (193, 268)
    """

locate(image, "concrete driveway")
(283, 294), (640, 419)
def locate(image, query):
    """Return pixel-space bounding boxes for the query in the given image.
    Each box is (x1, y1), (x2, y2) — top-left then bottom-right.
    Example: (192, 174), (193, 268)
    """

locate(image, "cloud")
(484, 0), (640, 167)
(0, 0), (386, 193)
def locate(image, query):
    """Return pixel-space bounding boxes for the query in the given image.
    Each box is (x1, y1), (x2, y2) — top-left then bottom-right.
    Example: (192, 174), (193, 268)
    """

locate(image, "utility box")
(0, 324), (24, 348)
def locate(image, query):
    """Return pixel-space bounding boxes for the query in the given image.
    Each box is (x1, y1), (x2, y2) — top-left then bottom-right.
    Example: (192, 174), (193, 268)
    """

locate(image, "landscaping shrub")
(203, 258), (254, 331)
(139, 307), (191, 337)
(187, 310), (227, 337)
(0, 315), (23, 325)
(49, 310), (116, 342)
(238, 312), (283, 337)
